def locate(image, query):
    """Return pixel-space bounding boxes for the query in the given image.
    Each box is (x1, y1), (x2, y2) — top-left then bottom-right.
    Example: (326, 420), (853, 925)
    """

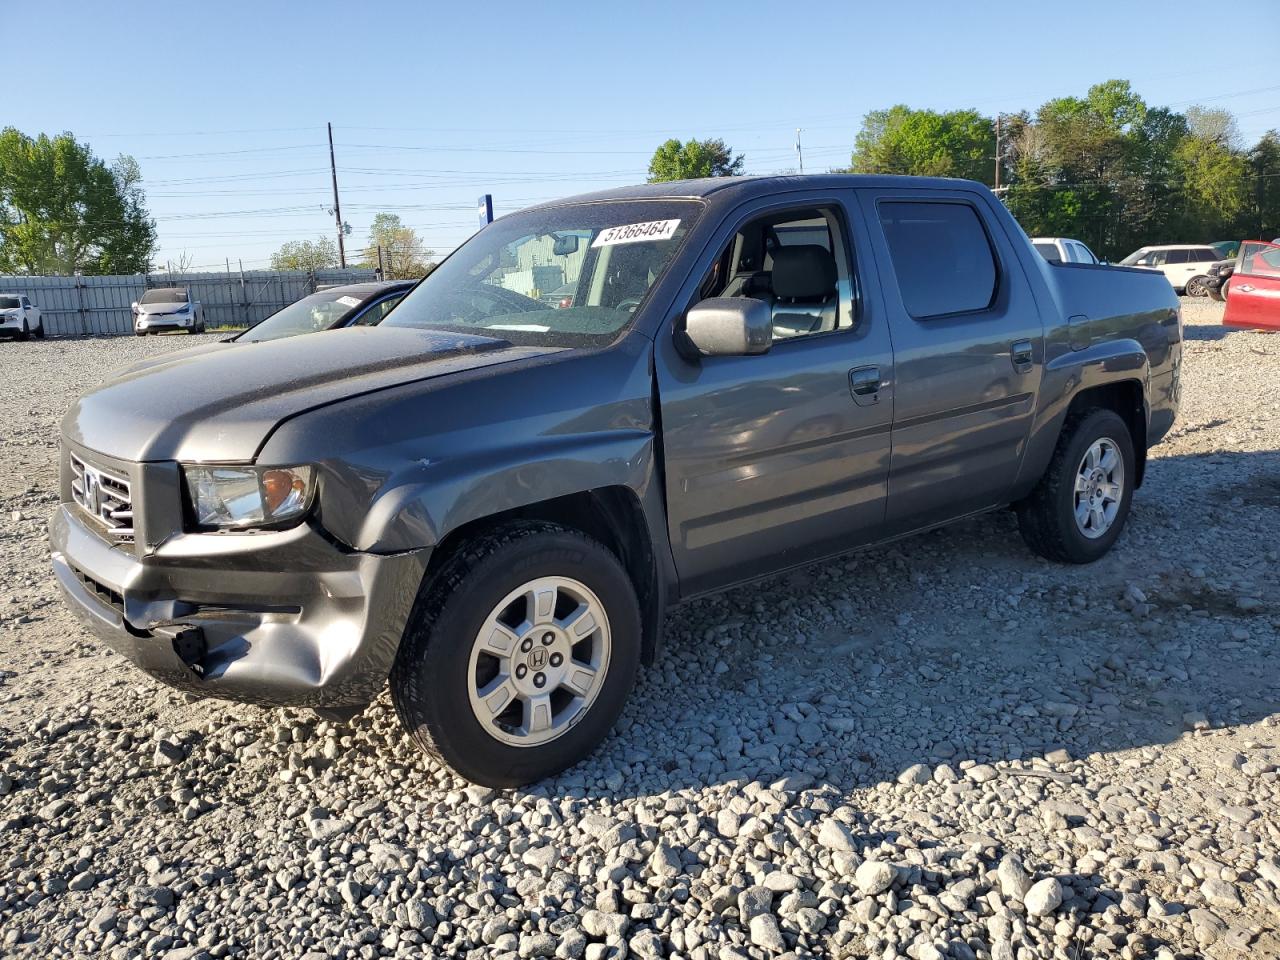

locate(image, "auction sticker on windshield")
(592, 219), (680, 248)
(336, 296), (362, 308)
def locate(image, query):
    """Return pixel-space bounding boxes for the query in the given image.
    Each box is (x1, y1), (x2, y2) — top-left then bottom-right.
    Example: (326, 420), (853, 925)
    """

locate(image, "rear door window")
(1033, 241), (1062, 263)
(1166, 249), (1189, 264)
(878, 201), (998, 318)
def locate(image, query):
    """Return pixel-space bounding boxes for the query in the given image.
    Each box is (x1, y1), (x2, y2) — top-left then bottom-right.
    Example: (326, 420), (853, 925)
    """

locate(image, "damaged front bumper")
(50, 504), (429, 707)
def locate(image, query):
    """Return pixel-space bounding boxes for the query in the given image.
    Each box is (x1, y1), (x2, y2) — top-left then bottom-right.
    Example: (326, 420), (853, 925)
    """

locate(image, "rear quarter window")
(878, 201), (998, 318)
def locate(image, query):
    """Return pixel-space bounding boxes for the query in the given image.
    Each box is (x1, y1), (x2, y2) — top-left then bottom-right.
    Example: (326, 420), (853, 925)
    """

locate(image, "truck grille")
(69, 452), (135, 543)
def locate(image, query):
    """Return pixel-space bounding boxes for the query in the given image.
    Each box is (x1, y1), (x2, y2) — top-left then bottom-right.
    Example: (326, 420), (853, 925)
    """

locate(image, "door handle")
(849, 366), (881, 406)
(1238, 283), (1254, 293)
(1011, 339), (1034, 373)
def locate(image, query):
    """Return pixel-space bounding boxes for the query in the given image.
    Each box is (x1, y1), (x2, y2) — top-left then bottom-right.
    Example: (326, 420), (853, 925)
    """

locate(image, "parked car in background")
(133, 287), (204, 335)
(50, 174), (1181, 786)
(1204, 258), (1235, 301)
(1118, 244), (1220, 295)
(1210, 240), (1240, 260)
(1031, 237), (1101, 265)
(1223, 240), (1280, 330)
(117, 281), (418, 379)
(0, 294), (44, 339)
(234, 280), (415, 344)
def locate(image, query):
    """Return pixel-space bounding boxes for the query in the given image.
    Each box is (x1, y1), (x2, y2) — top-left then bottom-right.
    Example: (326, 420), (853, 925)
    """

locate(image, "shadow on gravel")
(1182, 323), (1241, 342)
(532, 449), (1280, 800)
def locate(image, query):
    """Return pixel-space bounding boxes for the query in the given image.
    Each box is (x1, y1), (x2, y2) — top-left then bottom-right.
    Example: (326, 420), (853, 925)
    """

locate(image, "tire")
(391, 522), (640, 786)
(1207, 284), (1224, 303)
(17, 321), (29, 342)
(34, 321), (45, 339)
(1221, 278), (1230, 300)
(1185, 276), (1208, 298)
(1016, 408), (1135, 564)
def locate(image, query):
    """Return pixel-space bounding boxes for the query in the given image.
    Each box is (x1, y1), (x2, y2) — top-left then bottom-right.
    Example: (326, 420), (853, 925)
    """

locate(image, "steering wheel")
(616, 297), (643, 313)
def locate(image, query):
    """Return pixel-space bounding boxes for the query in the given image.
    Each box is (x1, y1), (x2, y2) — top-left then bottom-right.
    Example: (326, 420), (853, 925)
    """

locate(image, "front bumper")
(50, 504), (429, 707)
(135, 314), (193, 331)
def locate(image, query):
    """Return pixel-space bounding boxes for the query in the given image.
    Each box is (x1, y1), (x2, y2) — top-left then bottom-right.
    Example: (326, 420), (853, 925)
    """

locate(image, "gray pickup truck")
(51, 175), (1181, 786)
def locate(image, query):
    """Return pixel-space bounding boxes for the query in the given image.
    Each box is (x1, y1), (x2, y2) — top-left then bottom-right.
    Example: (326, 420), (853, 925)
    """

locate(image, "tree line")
(648, 81), (1280, 262)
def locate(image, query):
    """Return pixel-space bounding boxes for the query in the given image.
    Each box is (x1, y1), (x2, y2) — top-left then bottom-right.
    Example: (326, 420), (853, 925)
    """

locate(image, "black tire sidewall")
(1051, 410), (1135, 562)
(393, 530), (640, 786)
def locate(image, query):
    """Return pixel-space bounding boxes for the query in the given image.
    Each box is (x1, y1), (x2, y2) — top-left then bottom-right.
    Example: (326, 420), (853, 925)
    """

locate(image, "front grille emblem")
(69, 452), (134, 543)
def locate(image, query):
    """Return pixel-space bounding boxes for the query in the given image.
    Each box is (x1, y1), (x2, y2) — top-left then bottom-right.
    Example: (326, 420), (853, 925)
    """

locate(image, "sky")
(4, 0), (1279, 272)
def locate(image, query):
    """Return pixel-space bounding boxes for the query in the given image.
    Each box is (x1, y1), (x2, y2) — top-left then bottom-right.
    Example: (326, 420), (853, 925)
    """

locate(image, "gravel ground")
(0, 300), (1278, 960)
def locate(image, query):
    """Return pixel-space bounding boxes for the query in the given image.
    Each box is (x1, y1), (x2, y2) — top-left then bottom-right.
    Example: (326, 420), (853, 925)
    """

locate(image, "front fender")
(258, 333), (659, 555)
(354, 430), (656, 553)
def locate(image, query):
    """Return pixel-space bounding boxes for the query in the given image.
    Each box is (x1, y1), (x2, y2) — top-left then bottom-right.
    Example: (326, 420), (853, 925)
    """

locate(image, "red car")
(1223, 241), (1280, 331)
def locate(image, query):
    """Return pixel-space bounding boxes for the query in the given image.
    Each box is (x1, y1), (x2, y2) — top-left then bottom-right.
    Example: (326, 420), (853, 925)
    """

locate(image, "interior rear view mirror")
(683, 298), (772, 357)
(552, 234), (580, 256)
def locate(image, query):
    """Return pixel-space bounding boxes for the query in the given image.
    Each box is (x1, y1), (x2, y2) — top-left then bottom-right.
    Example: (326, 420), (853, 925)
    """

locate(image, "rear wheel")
(1186, 276), (1208, 297)
(1017, 408), (1135, 564)
(391, 522), (640, 786)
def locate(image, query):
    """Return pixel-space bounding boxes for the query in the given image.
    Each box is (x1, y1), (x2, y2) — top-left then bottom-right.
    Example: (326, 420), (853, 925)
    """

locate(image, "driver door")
(655, 194), (895, 597)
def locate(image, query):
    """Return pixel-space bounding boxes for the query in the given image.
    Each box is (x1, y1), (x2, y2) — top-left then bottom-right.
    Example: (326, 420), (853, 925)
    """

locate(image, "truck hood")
(63, 326), (556, 463)
(113, 340), (235, 378)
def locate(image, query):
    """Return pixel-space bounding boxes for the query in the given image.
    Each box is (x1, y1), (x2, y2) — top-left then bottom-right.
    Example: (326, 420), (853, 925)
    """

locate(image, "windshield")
(0, 296), (19, 309)
(141, 288), (187, 304)
(237, 289), (367, 343)
(382, 200), (700, 347)
(1118, 249), (1150, 266)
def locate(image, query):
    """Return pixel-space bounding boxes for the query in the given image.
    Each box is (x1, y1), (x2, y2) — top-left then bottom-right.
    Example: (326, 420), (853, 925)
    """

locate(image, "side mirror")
(552, 234), (580, 256)
(683, 297), (772, 357)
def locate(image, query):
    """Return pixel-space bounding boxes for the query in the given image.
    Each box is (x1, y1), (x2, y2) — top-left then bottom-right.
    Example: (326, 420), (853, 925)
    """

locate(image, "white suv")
(1119, 244), (1220, 296)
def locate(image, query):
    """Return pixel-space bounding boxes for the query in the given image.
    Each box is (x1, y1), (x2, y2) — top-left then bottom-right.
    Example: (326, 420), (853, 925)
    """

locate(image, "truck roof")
(524, 174), (988, 210)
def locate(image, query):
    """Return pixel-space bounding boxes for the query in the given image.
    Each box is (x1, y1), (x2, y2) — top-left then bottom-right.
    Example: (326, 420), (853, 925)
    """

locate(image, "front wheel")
(1016, 408), (1135, 564)
(391, 522), (640, 786)
(17, 321), (29, 342)
(1185, 276), (1208, 297)
(34, 321), (45, 339)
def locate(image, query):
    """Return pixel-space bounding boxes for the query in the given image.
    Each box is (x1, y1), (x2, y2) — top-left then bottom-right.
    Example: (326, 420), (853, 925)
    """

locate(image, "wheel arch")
(1063, 380), (1148, 487)
(419, 486), (667, 665)
(1015, 344), (1152, 500)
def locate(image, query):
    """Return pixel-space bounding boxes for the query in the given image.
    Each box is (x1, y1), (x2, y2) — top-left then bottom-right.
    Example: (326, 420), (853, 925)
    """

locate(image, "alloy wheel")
(466, 576), (611, 747)
(1073, 438), (1124, 539)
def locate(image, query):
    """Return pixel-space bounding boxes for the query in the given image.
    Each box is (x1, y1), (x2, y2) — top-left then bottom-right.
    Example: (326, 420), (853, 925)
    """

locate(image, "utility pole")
(796, 128), (804, 175)
(328, 122), (346, 268)
(993, 115), (1003, 192)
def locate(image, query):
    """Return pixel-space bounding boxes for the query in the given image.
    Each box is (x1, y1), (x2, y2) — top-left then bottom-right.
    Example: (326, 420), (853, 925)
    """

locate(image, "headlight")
(183, 465), (315, 530)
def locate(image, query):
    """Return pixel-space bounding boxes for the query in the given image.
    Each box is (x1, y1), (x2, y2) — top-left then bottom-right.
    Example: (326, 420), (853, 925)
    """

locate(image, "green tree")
(269, 236), (338, 272)
(357, 213), (434, 279)
(1247, 131), (1280, 237)
(849, 106), (995, 183)
(0, 128), (156, 274)
(647, 138), (744, 182)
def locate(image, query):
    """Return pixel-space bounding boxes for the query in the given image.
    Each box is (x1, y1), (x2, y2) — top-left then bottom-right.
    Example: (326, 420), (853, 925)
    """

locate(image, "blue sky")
(4, 0), (1278, 271)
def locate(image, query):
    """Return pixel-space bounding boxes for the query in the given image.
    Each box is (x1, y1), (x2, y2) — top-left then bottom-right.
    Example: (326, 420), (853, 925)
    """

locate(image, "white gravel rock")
(1024, 877), (1064, 917)
(854, 860), (896, 896)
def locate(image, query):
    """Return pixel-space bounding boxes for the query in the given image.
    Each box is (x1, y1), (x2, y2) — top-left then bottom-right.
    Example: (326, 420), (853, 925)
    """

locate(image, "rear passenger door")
(857, 188), (1044, 534)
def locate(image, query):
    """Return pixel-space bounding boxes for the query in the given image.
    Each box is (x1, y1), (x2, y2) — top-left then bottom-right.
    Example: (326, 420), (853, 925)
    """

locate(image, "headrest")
(771, 245), (836, 299)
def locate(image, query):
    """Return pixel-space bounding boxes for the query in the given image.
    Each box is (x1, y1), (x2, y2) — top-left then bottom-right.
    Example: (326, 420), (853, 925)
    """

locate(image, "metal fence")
(0, 267), (377, 337)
